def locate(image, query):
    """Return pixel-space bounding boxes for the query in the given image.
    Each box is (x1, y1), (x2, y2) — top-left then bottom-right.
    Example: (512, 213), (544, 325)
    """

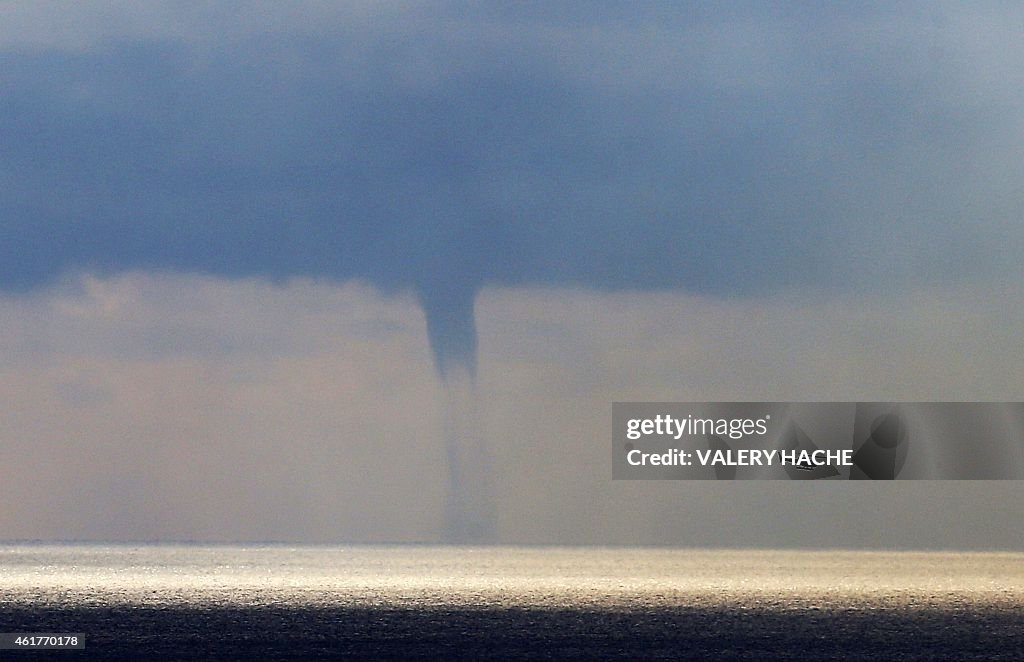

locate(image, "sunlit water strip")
(2, 544), (1022, 611)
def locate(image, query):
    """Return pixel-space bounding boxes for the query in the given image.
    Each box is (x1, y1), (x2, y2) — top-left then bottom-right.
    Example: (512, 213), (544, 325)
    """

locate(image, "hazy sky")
(2, 2), (1023, 548)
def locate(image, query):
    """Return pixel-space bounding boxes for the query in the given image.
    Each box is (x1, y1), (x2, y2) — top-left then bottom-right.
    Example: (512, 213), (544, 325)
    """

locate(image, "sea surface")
(1, 544), (1022, 659)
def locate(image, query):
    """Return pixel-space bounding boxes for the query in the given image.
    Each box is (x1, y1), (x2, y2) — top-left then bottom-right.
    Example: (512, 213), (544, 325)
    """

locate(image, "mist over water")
(441, 369), (497, 543)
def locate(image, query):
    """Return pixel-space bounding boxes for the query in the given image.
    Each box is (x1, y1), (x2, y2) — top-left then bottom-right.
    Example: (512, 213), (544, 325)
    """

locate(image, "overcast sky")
(2, 2), (1023, 548)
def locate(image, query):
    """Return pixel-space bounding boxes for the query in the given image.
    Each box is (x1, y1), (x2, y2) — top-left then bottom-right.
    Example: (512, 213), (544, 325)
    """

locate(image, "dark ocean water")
(2, 545), (1022, 660)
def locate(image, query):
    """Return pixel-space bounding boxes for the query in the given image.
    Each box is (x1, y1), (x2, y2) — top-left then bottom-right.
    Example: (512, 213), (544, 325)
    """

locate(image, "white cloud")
(1, 273), (1023, 547)
(0, 274), (444, 541)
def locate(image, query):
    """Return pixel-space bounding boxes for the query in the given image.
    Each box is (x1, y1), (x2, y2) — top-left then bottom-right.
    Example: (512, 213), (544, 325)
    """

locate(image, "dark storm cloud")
(2, 3), (1022, 372)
